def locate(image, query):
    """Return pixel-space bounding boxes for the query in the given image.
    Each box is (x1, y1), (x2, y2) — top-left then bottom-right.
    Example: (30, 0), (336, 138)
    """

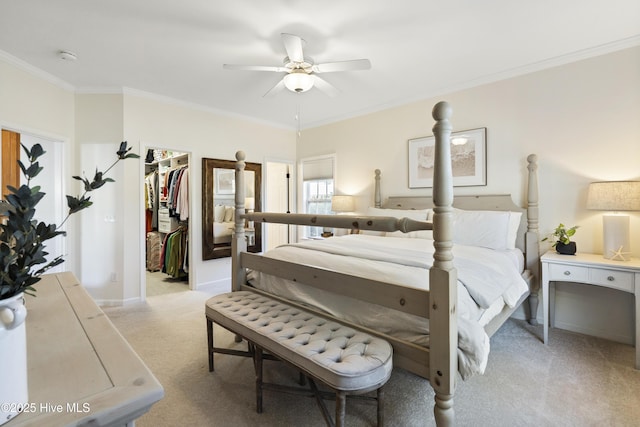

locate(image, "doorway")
(264, 159), (296, 250)
(2, 129), (66, 273)
(142, 146), (191, 298)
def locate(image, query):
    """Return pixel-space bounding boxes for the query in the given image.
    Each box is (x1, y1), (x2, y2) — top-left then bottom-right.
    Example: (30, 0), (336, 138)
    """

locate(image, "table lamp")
(331, 195), (356, 234)
(245, 197), (255, 229)
(331, 195), (355, 214)
(586, 181), (640, 261)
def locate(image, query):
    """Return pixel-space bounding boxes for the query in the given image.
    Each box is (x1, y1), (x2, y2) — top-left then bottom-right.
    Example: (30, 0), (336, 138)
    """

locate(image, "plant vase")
(555, 241), (576, 255)
(0, 293), (28, 425)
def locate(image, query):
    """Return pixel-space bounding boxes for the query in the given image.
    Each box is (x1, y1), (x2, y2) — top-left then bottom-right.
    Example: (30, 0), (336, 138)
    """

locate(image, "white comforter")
(247, 234), (528, 379)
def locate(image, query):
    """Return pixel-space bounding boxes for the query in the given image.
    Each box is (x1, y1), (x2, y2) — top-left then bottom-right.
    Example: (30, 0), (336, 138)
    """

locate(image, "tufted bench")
(206, 291), (393, 427)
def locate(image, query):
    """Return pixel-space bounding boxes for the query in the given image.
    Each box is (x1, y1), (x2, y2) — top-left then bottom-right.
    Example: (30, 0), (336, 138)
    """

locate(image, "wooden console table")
(6, 272), (163, 426)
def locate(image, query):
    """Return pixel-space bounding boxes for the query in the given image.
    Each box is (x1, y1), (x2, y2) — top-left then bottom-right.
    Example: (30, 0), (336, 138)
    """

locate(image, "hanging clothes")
(176, 168), (189, 221)
(160, 226), (188, 279)
(144, 170), (159, 232)
(164, 165), (189, 221)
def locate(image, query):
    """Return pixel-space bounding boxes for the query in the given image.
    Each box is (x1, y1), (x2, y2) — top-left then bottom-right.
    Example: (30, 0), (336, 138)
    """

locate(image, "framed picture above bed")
(215, 169), (236, 194)
(408, 127), (486, 188)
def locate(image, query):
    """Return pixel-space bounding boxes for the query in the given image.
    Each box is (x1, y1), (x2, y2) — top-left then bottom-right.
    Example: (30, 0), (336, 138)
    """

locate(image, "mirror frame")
(202, 158), (262, 260)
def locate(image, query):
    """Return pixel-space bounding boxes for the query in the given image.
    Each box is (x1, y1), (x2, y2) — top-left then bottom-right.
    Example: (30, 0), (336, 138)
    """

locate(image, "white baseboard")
(195, 279), (230, 295)
(552, 320), (633, 346)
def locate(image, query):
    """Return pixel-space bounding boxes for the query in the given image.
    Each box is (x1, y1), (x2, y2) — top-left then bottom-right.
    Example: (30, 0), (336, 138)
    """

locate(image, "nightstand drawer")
(589, 269), (634, 292)
(548, 264), (589, 282)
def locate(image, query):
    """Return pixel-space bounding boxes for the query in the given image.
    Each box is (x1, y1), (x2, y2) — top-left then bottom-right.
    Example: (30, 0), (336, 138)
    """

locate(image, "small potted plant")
(543, 223), (579, 255)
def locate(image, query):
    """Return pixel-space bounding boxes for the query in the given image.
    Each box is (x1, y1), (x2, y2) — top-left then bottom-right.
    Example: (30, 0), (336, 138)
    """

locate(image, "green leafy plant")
(542, 223), (579, 247)
(0, 141), (138, 300)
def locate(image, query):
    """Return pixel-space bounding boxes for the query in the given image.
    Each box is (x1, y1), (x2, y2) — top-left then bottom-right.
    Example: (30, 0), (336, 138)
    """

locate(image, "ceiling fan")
(223, 33), (371, 97)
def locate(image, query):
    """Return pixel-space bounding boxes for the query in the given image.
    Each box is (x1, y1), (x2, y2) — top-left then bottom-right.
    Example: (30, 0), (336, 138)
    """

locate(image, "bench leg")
(307, 377), (335, 427)
(207, 318), (214, 372)
(254, 346), (264, 414)
(335, 391), (346, 427)
(377, 386), (385, 426)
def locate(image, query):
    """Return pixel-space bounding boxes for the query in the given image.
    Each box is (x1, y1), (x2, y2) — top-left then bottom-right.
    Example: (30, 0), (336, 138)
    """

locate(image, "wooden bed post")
(525, 154), (540, 325)
(429, 101), (457, 426)
(232, 150), (248, 292)
(374, 169), (381, 208)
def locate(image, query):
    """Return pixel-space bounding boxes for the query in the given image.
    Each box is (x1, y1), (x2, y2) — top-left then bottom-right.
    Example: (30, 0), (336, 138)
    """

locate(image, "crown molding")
(304, 36), (640, 129)
(0, 49), (75, 92)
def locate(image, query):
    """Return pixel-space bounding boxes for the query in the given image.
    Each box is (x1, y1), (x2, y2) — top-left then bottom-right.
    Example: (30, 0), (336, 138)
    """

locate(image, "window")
(300, 154), (335, 239)
(303, 179), (334, 237)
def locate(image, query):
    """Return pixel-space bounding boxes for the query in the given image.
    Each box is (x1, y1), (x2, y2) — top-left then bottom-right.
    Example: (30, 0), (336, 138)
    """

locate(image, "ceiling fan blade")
(223, 64), (288, 72)
(263, 79), (286, 98)
(312, 76), (340, 97)
(312, 59), (371, 73)
(281, 33), (305, 63)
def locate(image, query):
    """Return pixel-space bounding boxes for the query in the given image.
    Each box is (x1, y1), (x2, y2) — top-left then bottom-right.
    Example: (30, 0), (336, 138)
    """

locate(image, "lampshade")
(244, 197), (255, 210)
(586, 181), (640, 261)
(283, 70), (314, 93)
(331, 195), (355, 213)
(586, 181), (640, 211)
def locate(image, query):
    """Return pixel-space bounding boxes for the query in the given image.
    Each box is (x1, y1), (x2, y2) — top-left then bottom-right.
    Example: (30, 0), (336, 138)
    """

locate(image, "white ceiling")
(1, 1), (639, 130)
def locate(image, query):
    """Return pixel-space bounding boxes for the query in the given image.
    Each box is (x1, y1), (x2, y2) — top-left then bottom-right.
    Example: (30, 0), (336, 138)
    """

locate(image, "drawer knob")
(564, 271), (571, 276)
(607, 276), (615, 282)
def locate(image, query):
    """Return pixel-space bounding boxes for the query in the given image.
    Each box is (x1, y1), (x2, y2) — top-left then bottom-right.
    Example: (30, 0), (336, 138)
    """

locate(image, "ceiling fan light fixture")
(283, 70), (314, 93)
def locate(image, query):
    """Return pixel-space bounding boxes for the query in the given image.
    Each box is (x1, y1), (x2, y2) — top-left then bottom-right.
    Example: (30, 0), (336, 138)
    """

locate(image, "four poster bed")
(229, 101), (540, 425)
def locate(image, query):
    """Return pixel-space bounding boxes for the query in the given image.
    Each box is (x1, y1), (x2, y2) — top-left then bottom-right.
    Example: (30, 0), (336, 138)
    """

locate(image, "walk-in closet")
(144, 148), (190, 296)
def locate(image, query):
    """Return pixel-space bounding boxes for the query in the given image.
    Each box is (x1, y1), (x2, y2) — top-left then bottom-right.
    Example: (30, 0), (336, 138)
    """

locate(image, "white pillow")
(365, 207), (431, 238)
(507, 211), (522, 249)
(358, 230), (386, 237)
(367, 207), (430, 221)
(224, 206), (235, 222)
(452, 209), (522, 250)
(389, 230), (433, 239)
(214, 205), (226, 223)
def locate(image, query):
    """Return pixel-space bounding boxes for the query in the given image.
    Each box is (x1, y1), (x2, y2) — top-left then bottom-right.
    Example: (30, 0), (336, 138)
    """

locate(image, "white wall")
(122, 93), (296, 301)
(0, 58), (297, 304)
(299, 45), (640, 344)
(0, 58), (77, 273)
(75, 94), (126, 302)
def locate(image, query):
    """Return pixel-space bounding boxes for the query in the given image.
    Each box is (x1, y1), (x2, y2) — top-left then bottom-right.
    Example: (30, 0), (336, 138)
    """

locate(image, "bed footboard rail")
(241, 252), (430, 317)
(243, 211), (432, 234)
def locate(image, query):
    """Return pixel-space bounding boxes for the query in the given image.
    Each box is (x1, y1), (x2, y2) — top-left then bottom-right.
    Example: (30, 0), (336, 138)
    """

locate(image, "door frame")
(1, 122), (69, 271)
(139, 144), (193, 301)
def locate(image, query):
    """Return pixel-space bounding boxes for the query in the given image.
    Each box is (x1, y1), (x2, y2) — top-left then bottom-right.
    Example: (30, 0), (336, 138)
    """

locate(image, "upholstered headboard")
(373, 154), (540, 280)
(382, 195), (528, 253)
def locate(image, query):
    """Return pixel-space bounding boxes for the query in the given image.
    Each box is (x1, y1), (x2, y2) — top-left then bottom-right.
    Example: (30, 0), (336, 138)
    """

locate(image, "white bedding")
(213, 222), (234, 244)
(247, 234), (529, 379)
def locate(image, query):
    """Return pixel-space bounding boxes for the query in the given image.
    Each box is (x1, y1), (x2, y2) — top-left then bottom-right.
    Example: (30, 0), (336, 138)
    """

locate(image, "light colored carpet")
(145, 271), (189, 297)
(104, 290), (640, 426)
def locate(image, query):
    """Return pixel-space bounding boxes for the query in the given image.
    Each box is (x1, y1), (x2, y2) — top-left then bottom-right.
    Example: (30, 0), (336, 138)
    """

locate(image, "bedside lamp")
(331, 195), (356, 234)
(331, 195), (355, 214)
(586, 181), (640, 261)
(244, 197), (255, 229)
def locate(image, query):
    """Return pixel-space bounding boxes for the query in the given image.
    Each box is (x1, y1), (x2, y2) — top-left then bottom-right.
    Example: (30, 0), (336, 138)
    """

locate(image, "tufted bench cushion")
(206, 291), (393, 392)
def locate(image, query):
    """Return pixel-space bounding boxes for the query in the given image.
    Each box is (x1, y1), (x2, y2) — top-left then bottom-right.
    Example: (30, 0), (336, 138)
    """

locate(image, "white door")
(20, 134), (66, 273)
(264, 160), (295, 250)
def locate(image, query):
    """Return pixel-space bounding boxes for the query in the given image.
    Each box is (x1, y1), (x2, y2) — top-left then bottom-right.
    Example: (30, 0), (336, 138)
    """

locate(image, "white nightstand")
(541, 251), (640, 369)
